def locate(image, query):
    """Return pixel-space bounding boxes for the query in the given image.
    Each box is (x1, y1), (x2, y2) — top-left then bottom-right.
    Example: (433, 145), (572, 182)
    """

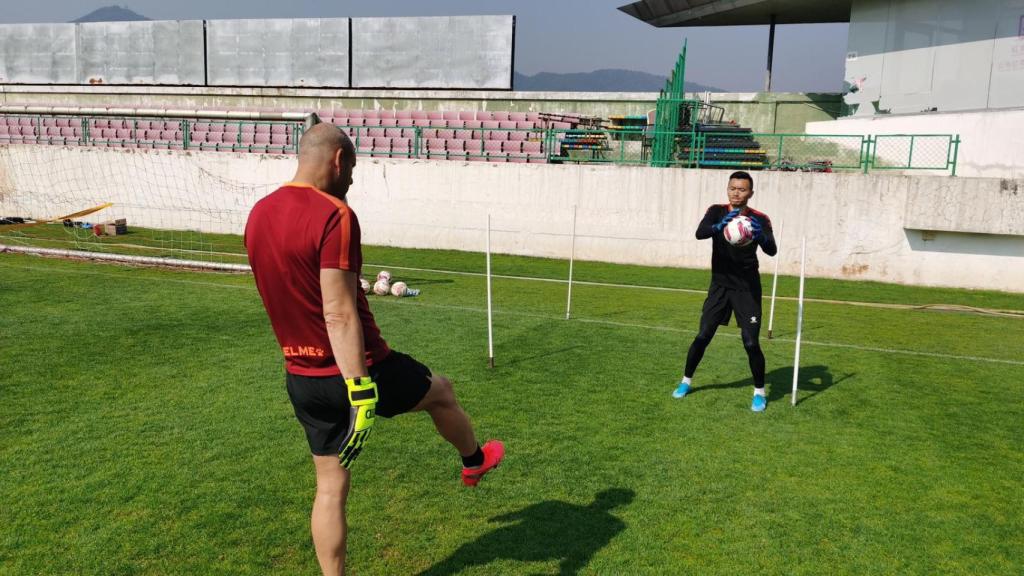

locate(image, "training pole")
(767, 222), (783, 339)
(791, 236), (807, 406)
(486, 214), (495, 369)
(565, 205), (577, 320)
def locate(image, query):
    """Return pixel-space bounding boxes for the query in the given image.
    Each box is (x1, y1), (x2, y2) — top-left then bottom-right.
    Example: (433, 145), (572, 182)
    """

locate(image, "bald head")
(298, 123), (354, 166)
(293, 122), (357, 199)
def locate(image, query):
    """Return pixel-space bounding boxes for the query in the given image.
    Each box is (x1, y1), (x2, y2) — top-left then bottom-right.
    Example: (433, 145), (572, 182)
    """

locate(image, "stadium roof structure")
(617, 0), (853, 27)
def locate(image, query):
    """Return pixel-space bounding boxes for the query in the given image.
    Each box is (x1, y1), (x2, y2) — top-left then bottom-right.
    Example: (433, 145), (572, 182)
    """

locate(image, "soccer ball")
(373, 280), (391, 296)
(390, 281), (408, 297)
(724, 215), (754, 247)
(377, 270), (392, 283)
(360, 277), (371, 294)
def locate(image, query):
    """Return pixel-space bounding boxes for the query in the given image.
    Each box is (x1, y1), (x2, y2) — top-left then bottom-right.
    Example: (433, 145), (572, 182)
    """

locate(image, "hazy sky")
(0, 1), (849, 91)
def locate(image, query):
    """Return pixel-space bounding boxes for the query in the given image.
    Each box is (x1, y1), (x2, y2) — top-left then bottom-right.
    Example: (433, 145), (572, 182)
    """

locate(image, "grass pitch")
(1, 245), (1022, 575)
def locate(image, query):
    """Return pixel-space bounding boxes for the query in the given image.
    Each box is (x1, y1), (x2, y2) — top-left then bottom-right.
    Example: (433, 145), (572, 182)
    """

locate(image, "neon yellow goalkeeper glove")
(339, 376), (377, 469)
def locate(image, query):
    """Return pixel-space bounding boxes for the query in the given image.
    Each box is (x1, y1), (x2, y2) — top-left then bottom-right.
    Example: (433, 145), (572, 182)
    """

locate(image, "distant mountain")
(72, 5), (150, 23)
(514, 69), (722, 93)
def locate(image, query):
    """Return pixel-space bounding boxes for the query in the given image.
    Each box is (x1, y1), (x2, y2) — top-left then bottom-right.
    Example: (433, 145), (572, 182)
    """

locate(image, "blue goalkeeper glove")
(749, 216), (763, 241)
(711, 209), (741, 233)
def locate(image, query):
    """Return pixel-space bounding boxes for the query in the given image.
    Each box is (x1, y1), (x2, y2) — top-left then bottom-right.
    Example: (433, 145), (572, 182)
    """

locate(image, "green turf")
(1, 249), (1022, 575)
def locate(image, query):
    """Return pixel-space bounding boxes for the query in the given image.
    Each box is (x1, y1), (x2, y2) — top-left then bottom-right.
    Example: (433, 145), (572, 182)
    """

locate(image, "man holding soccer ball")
(673, 171), (778, 411)
(245, 124), (504, 576)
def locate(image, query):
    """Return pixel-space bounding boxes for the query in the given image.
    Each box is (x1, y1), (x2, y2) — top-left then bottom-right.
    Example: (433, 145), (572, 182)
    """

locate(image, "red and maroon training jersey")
(245, 182), (390, 376)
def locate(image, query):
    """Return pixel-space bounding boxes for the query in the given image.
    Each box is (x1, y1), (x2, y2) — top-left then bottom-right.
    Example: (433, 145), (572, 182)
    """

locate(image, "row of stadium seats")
(0, 107), (588, 163)
(321, 109), (566, 122)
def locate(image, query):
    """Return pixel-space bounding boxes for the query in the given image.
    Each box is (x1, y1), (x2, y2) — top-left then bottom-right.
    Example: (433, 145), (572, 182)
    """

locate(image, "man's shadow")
(417, 488), (635, 576)
(687, 365), (852, 404)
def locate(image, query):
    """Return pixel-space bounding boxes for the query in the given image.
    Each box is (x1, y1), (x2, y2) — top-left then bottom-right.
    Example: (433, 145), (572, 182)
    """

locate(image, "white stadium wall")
(844, 0), (1024, 116)
(1, 145), (1021, 293)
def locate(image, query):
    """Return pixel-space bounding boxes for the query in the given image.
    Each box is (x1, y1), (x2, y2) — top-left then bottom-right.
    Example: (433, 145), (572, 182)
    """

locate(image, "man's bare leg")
(311, 455), (351, 576)
(412, 374), (478, 456)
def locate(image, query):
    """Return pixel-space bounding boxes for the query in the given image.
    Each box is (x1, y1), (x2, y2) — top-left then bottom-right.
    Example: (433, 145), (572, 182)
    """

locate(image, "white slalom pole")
(791, 236), (807, 406)
(486, 214), (495, 369)
(565, 205), (577, 320)
(767, 222), (783, 339)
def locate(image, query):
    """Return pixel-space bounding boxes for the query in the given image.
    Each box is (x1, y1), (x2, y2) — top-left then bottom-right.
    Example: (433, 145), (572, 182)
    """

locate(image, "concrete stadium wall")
(0, 85), (842, 132)
(2, 145), (1019, 293)
(807, 107), (1024, 179)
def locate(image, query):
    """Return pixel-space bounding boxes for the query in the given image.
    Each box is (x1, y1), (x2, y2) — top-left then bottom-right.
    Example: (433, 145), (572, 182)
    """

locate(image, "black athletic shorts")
(285, 351), (433, 456)
(700, 282), (763, 331)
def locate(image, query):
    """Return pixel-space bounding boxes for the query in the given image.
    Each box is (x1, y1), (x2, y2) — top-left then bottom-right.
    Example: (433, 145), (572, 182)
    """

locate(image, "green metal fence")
(1, 113), (962, 174)
(868, 134), (961, 176)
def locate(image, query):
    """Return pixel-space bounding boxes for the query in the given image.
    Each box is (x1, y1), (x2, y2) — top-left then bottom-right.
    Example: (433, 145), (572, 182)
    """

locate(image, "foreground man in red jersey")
(245, 123), (504, 576)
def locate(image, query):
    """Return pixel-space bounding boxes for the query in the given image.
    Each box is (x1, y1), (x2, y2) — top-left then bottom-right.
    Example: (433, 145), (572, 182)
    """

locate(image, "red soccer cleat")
(461, 440), (505, 487)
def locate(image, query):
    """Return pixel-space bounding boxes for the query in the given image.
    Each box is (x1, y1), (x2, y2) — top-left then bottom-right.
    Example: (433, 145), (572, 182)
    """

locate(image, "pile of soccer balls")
(360, 271), (419, 298)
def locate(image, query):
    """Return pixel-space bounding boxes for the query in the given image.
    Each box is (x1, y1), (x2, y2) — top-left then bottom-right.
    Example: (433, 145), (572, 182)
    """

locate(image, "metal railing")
(0, 113), (961, 175)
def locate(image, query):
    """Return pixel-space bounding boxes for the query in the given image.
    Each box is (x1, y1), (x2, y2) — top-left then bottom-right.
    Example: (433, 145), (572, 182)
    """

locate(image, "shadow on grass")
(417, 488), (635, 576)
(688, 365), (853, 405)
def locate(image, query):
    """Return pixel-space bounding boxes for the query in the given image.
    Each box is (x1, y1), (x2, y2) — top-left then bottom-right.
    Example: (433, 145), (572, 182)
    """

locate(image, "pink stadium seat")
(509, 112), (527, 122)
(499, 121), (517, 130)
(421, 129), (438, 139)
(357, 137), (374, 153)
(240, 132), (256, 145)
(455, 129), (473, 140)
(385, 128), (403, 139)
(363, 110), (380, 120)
(19, 117), (34, 127)
(402, 128), (418, 139)
(492, 112), (510, 122)
(446, 139), (465, 152)
(378, 110), (395, 119)
(209, 123), (225, 133)
(443, 111), (460, 121)
(483, 140), (502, 155)
(428, 119), (447, 128)
(437, 129), (455, 139)
(488, 153), (509, 163)
(502, 141), (523, 153)
(396, 110), (413, 120)
(333, 109), (350, 118)
(517, 121), (536, 130)
(255, 124), (270, 134)
(488, 131), (509, 141)
(411, 110), (429, 120)
(464, 120), (482, 130)
(391, 138), (412, 156)
(523, 141), (543, 156)
(271, 134), (288, 146)
(427, 111), (444, 120)
(447, 120), (466, 129)
(459, 111), (476, 121)
(364, 118), (382, 127)
(526, 113), (541, 122)
(56, 118), (72, 128)
(381, 118), (398, 127)
(426, 138), (446, 151)
(413, 119), (430, 128)
(348, 110), (364, 119)
(509, 131), (528, 142)
(482, 121), (500, 130)
(115, 128), (131, 140)
(465, 140), (483, 155)
(271, 124), (287, 134)
(476, 111), (494, 121)
(368, 127), (386, 138)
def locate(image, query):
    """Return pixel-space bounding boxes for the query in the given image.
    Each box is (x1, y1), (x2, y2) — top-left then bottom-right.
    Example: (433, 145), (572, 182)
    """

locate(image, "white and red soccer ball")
(373, 279), (391, 296)
(724, 215), (754, 247)
(390, 281), (408, 297)
(360, 277), (372, 294)
(376, 270), (392, 283)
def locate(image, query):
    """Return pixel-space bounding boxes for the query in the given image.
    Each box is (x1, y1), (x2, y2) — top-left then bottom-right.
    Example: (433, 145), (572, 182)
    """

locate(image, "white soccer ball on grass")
(373, 280), (391, 296)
